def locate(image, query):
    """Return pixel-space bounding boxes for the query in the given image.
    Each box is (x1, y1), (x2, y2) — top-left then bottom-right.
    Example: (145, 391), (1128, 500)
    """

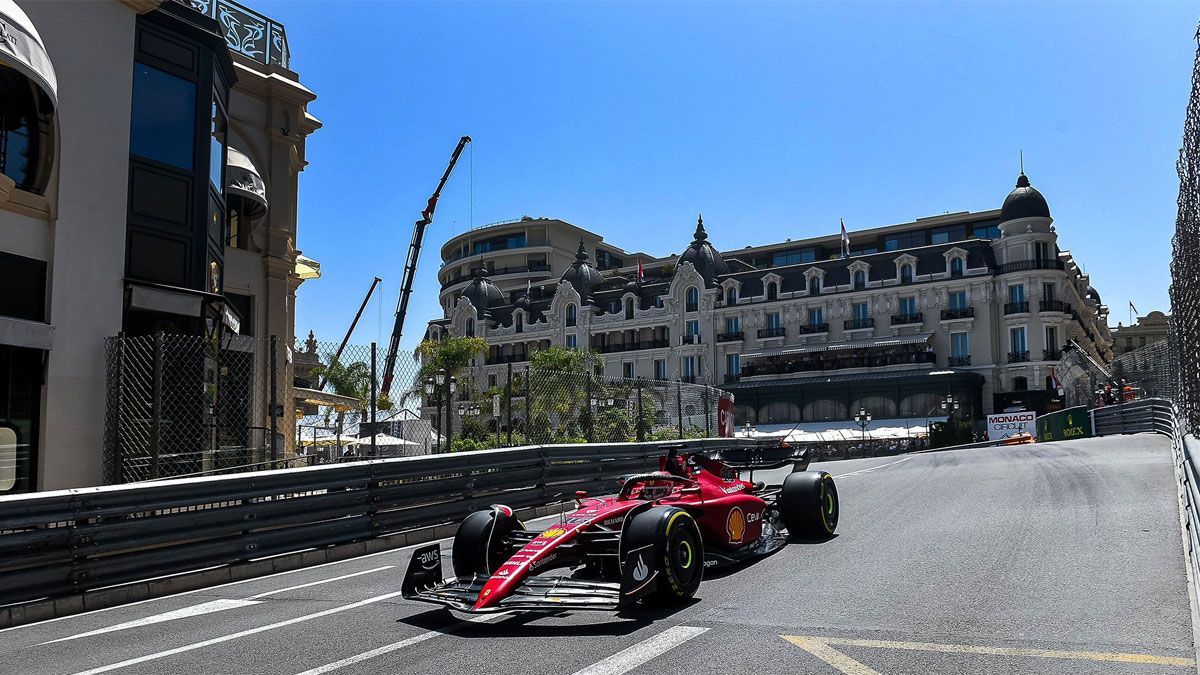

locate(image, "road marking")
(40, 599), (262, 645)
(569, 625), (710, 675)
(784, 636), (881, 675)
(246, 566), (393, 599)
(782, 635), (1196, 669)
(833, 456), (914, 479)
(291, 611), (512, 675)
(69, 590), (409, 674)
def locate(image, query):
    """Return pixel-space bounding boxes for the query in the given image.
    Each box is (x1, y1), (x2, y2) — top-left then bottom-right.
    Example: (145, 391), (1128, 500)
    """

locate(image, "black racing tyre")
(452, 506), (522, 579)
(779, 471), (838, 537)
(623, 506), (704, 604)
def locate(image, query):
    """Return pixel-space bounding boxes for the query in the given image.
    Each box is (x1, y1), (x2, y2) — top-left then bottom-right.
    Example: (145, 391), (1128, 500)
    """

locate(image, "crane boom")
(380, 135), (472, 397)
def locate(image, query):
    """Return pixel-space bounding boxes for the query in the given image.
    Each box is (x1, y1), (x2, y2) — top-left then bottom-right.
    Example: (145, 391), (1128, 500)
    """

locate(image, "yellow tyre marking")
(782, 635), (1194, 669)
(783, 637), (881, 675)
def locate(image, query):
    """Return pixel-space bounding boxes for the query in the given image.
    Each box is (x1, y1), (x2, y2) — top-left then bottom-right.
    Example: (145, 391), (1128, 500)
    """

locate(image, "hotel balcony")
(716, 331), (744, 343)
(1004, 301), (1030, 315)
(1043, 348), (1063, 361)
(1039, 300), (1071, 313)
(178, 0), (290, 68)
(757, 327), (786, 339)
(891, 312), (923, 326)
(844, 318), (875, 330)
(940, 307), (975, 320)
(948, 355), (972, 367)
(595, 339), (670, 354)
(1008, 350), (1031, 363)
(994, 259), (1065, 274)
(797, 322), (829, 335)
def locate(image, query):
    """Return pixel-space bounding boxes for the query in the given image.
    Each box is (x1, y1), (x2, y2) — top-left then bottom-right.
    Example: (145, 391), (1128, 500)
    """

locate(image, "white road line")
(39, 599), (262, 645)
(292, 611), (512, 675)
(569, 625), (710, 675)
(68, 590), (409, 675)
(246, 566), (393, 599)
(834, 456), (914, 479)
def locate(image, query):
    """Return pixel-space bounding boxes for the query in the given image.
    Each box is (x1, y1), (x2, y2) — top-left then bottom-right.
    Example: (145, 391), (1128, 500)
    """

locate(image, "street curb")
(0, 502), (564, 630)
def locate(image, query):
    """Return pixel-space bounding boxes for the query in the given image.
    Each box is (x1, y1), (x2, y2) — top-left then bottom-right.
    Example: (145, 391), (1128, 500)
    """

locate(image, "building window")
(1009, 284), (1025, 304)
(1013, 376), (1028, 391)
(566, 303), (577, 327)
(808, 276), (821, 295)
(931, 224), (968, 245)
(726, 353), (740, 377)
(654, 359), (667, 380)
(682, 356), (696, 379)
(808, 307), (823, 325)
(516, 313), (523, 333)
(686, 319), (700, 338)
(1010, 326), (1027, 353)
(686, 287), (699, 312)
(853, 270), (866, 290)
(130, 62), (198, 170)
(0, 345), (40, 494)
(625, 298), (634, 320)
(623, 362), (634, 378)
(566, 334), (577, 348)
(1035, 241), (1052, 260)
(1045, 326), (1058, 352)
(1043, 282), (1055, 302)
(726, 287), (737, 305)
(951, 332), (969, 358)
(899, 296), (917, 316)
(973, 221), (1001, 239)
(467, 318), (475, 337)
(766, 282), (778, 301)
(949, 290), (967, 310)
(883, 230), (927, 251)
(772, 248), (817, 266)
(726, 316), (740, 333)
(767, 312), (782, 330)
(900, 264), (914, 284)
(853, 302), (869, 321)
(950, 257), (964, 278)
(0, 66), (49, 193)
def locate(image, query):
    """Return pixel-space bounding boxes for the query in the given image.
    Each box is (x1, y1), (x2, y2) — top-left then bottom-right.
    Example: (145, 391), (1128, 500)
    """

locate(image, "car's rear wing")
(661, 441), (810, 473)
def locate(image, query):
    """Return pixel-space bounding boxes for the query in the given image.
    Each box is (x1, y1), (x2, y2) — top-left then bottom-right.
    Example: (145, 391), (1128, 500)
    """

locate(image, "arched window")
(808, 276), (821, 295)
(766, 282), (778, 301)
(0, 66), (50, 193)
(725, 287), (737, 305)
(853, 270), (866, 290)
(467, 318), (476, 337)
(515, 313), (524, 333)
(950, 257), (964, 278)
(624, 298), (634, 320)
(1013, 376), (1028, 391)
(686, 287), (699, 312)
(900, 264), (913, 284)
(566, 304), (577, 327)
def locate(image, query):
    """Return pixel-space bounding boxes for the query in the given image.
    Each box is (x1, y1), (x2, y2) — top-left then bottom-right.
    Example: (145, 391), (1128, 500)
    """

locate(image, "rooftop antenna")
(1019, 150), (1024, 174)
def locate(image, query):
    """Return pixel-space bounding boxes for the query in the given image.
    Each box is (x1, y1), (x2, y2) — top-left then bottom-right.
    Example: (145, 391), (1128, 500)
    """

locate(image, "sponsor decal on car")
(417, 549), (440, 570)
(530, 553), (558, 570)
(720, 483), (745, 494)
(726, 506), (746, 544)
(601, 516), (625, 527)
(566, 516), (591, 524)
(704, 559), (718, 568)
(632, 555), (649, 582)
(541, 527), (567, 538)
(747, 511), (761, 523)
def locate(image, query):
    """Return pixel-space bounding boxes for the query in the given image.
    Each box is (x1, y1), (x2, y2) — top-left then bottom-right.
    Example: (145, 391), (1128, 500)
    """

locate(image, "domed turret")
(1000, 172), (1051, 222)
(559, 239), (603, 301)
(463, 267), (504, 319)
(678, 214), (728, 285)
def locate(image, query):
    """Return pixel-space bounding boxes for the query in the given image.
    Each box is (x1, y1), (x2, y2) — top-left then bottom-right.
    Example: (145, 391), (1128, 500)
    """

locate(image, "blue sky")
(259, 0), (1197, 351)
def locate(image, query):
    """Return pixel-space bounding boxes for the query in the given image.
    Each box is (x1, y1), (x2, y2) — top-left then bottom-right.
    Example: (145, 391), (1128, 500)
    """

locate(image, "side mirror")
(574, 490), (589, 502)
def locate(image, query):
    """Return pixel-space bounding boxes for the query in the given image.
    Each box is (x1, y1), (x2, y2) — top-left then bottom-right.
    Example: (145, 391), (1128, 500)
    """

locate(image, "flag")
(1129, 300), (1138, 316)
(840, 219), (850, 259)
(637, 256), (644, 281)
(526, 278), (531, 297)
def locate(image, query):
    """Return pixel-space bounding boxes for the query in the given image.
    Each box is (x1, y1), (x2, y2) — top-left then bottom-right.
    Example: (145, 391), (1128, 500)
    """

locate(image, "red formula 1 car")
(401, 443), (839, 613)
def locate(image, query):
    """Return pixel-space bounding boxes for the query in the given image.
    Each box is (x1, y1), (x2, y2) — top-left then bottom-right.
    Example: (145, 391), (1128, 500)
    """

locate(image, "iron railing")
(940, 307), (974, 320)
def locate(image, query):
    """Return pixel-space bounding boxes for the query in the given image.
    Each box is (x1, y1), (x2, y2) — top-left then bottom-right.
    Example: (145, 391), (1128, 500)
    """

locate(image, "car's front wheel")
(778, 471), (838, 538)
(451, 505), (522, 579)
(622, 506), (704, 604)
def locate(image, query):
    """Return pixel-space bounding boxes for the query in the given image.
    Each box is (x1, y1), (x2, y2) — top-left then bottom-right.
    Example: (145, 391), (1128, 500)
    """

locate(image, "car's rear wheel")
(452, 505), (522, 579)
(623, 506), (704, 604)
(779, 471), (838, 538)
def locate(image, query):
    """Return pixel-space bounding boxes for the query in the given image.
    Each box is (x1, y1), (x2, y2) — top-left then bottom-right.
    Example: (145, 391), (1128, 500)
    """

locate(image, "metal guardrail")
(1089, 399), (1200, 602)
(0, 438), (755, 607)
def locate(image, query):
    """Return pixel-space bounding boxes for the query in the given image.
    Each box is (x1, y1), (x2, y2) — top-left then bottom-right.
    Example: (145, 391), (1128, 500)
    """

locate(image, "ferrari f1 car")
(401, 443), (839, 613)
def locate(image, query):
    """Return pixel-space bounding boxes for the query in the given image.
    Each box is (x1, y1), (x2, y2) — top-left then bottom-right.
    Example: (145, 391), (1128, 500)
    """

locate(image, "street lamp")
(742, 421), (757, 438)
(854, 407), (872, 443)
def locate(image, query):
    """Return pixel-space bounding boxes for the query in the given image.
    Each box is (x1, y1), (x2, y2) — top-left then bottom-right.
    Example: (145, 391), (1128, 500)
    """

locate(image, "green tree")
(311, 360), (371, 449)
(528, 346), (602, 442)
(400, 335), (488, 450)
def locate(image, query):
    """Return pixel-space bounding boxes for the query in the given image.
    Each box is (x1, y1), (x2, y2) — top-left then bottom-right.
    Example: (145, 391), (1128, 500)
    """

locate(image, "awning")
(293, 386), (361, 411)
(295, 254), (321, 280)
(744, 333), (932, 360)
(0, 0), (57, 109)
(129, 285), (202, 318)
(226, 147), (268, 218)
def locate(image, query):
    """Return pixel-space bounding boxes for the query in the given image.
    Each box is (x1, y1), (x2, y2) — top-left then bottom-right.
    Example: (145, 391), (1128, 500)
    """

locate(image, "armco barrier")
(1035, 405), (1092, 442)
(0, 438), (757, 608)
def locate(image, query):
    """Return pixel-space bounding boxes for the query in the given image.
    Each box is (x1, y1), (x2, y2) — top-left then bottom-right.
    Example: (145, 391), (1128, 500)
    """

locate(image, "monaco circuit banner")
(985, 411), (1036, 441)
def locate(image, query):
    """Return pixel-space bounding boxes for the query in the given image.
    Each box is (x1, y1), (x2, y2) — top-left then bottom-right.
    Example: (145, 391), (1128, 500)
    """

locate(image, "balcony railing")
(178, 0), (290, 68)
(441, 263), (550, 289)
(757, 327), (786, 339)
(843, 318), (875, 330)
(681, 375), (697, 384)
(1007, 350), (1030, 363)
(595, 339), (670, 354)
(716, 331), (744, 343)
(797, 322), (829, 335)
(741, 350), (937, 377)
(941, 307), (975, 320)
(682, 334), (701, 345)
(1004, 301), (1030, 315)
(1039, 299), (1070, 313)
(948, 355), (972, 367)
(994, 259), (1065, 274)
(891, 312), (923, 326)
(724, 374), (741, 384)
(485, 353), (529, 365)
(1043, 348), (1063, 361)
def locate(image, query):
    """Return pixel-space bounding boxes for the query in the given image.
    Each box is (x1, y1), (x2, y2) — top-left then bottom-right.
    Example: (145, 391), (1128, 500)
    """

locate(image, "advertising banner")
(1035, 405), (1092, 442)
(986, 411), (1036, 441)
(717, 395), (735, 437)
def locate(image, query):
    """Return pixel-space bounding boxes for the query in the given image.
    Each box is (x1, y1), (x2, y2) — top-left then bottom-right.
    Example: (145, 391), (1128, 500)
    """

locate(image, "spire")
(575, 238), (589, 263)
(693, 214), (707, 242)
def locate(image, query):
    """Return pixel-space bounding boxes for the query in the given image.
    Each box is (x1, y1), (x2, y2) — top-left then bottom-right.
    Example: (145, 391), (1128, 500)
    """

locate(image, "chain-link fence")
(1172, 26), (1200, 433)
(1050, 339), (1114, 408)
(1113, 340), (1178, 402)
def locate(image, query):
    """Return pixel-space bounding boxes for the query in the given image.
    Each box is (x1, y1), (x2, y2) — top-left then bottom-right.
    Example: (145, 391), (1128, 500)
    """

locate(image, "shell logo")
(541, 528), (567, 538)
(726, 507), (746, 544)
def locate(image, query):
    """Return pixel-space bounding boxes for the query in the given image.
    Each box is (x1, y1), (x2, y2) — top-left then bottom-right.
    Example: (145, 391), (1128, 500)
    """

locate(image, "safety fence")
(0, 437), (754, 607)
